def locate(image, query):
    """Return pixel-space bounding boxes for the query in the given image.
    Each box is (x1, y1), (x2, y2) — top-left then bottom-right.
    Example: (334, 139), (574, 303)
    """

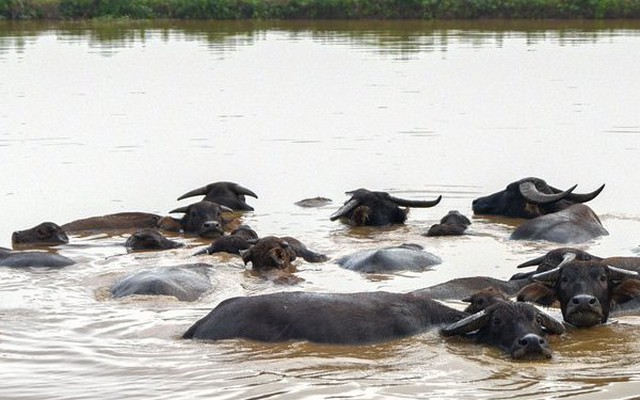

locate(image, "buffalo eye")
(561, 276), (569, 284)
(535, 315), (544, 325)
(492, 316), (502, 326)
(599, 274), (607, 282)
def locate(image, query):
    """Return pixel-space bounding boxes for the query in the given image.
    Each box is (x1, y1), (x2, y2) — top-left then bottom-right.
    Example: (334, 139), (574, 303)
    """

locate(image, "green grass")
(2, 0), (640, 20)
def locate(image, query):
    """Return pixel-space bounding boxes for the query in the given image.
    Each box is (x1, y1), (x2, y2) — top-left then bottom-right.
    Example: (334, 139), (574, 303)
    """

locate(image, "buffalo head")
(125, 229), (184, 251)
(462, 287), (508, 314)
(472, 177), (604, 219)
(509, 247), (600, 281)
(167, 201), (230, 238)
(12, 222), (69, 246)
(241, 236), (297, 273)
(517, 254), (640, 327)
(441, 301), (565, 359)
(178, 181), (258, 211)
(330, 188), (442, 226)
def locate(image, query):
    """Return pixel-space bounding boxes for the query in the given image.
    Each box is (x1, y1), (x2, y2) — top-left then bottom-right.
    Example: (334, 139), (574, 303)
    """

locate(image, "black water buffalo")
(425, 210), (471, 237)
(241, 236), (297, 273)
(160, 201), (232, 238)
(412, 275), (531, 301)
(12, 222), (69, 247)
(510, 247), (597, 281)
(124, 229), (184, 251)
(193, 226), (259, 256)
(517, 254), (640, 327)
(110, 264), (212, 302)
(472, 177), (604, 219)
(330, 188), (442, 226)
(0, 248), (76, 268)
(462, 287), (508, 314)
(182, 291), (467, 344)
(510, 204), (608, 243)
(441, 301), (565, 359)
(295, 196), (332, 208)
(337, 243), (441, 273)
(178, 181), (258, 211)
(62, 212), (162, 232)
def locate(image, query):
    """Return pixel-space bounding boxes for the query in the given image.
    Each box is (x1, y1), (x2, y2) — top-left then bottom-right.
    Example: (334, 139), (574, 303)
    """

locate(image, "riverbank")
(2, 0), (640, 20)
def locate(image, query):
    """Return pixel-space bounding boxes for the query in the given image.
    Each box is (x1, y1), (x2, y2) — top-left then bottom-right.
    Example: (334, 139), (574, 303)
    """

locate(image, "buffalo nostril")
(572, 298), (580, 305)
(538, 338), (546, 346)
(518, 338), (529, 347)
(589, 298), (597, 305)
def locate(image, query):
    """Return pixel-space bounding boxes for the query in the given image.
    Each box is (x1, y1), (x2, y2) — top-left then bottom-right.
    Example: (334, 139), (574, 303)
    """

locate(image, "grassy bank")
(2, 0), (640, 20)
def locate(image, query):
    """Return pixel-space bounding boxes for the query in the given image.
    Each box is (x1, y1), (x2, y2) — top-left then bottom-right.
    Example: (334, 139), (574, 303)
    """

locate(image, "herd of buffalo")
(4, 177), (640, 360)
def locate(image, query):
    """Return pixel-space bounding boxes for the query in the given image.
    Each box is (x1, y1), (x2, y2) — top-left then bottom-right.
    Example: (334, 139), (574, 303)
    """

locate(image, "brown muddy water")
(2, 19), (640, 399)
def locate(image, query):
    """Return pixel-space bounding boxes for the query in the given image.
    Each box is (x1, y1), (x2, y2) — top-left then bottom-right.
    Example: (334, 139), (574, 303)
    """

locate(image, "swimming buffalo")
(510, 247), (597, 280)
(441, 301), (565, 359)
(178, 181), (258, 211)
(510, 204), (608, 244)
(182, 291), (467, 344)
(124, 229), (184, 251)
(0, 248), (76, 268)
(241, 236), (297, 273)
(12, 222), (69, 247)
(517, 254), (640, 327)
(472, 177), (604, 219)
(62, 212), (162, 232)
(193, 226), (258, 256)
(111, 264), (212, 302)
(425, 210), (471, 237)
(412, 275), (531, 301)
(160, 201), (232, 238)
(337, 243), (441, 273)
(330, 189), (442, 226)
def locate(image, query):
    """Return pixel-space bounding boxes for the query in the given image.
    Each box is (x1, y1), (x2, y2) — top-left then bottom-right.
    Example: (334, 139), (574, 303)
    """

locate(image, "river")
(1, 19), (640, 399)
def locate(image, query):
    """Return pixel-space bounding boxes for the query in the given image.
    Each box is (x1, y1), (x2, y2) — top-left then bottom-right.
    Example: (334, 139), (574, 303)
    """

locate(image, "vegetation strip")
(2, 0), (640, 20)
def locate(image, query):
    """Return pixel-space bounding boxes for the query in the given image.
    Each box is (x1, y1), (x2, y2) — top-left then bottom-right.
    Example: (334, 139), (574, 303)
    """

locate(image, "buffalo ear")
(611, 279), (640, 305)
(517, 283), (558, 307)
(537, 311), (566, 335)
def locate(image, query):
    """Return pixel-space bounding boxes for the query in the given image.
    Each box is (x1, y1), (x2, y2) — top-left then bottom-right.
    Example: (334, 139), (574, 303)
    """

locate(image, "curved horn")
(169, 206), (188, 214)
(607, 265), (639, 281)
(519, 181), (577, 204)
(220, 205), (234, 213)
(330, 199), (360, 221)
(537, 311), (566, 335)
(532, 253), (576, 284)
(388, 195), (442, 208)
(177, 186), (209, 201)
(517, 254), (547, 269)
(232, 183), (258, 199)
(440, 310), (490, 337)
(564, 183), (605, 203)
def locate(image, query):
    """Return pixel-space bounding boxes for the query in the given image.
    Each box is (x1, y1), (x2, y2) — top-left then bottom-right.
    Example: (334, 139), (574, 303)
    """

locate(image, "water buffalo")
(182, 291), (467, 344)
(412, 275), (530, 301)
(472, 177), (604, 219)
(425, 210), (471, 237)
(178, 181), (258, 211)
(0, 248), (76, 268)
(241, 236), (297, 273)
(12, 222), (69, 247)
(509, 247), (597, 280)
(337, 243), (441, 273)
(441, 301), (565, 359)
(295, 196), (332, 208)
(111, 264), (212, 302)
(124, 229), (184, 251)
(510, 204), (608, 244)
(330, 188), (442, 226)
(280, 237), (329, 263)
(517, 254), (640, 327)
(160, 201), (232, 238)
(193, 226), (259, 256)
(462, 287), (508, 314)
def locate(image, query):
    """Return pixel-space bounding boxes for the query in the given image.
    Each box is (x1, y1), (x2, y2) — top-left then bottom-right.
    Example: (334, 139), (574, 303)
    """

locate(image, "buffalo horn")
(330, 199), (360, 221)
(231, 183), (258, 199)
(532, 253), (576, 284)
(388, 195), (442, 208)
(564, 183), (605, 203)
(537, 311), (566, 335)
(440, 309), (489, 336)
(517, 254), (547, 269)
(169, 206), (188, 214)
(519, 181), (577, 204)
(606, 265), (639, 281)
(177, 186), (210, 201)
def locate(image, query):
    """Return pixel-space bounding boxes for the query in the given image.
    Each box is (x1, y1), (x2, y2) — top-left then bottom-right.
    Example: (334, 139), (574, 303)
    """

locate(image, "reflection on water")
(2, 19), (640, 399)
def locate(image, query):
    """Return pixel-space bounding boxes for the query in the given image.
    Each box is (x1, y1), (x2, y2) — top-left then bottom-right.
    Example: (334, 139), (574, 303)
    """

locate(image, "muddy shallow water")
(2, 20), (640, 399)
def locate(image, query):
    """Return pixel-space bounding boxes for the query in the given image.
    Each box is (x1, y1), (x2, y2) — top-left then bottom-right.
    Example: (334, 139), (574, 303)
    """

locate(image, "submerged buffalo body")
(183, 291), (467, 344)
(510, 204), (608, 244)
(337, 244), (441, 273)
(111, 264), (212, 302)
(517, 254), (640, 327)
(425, 210), (471, 237)
(62, 212), (162, 232)
(331, 189), (442, 226)
(178, 181), (258, 211)
(124, 229), (184, 251)
(472, 177), (604, 219)
(0, 249), (75, 268)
